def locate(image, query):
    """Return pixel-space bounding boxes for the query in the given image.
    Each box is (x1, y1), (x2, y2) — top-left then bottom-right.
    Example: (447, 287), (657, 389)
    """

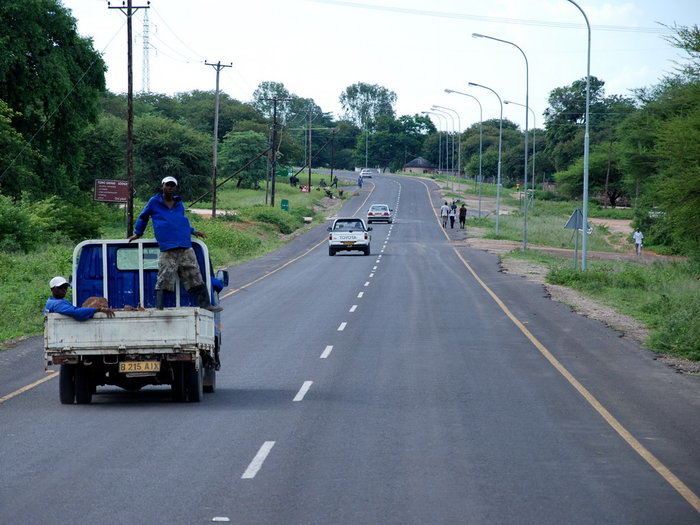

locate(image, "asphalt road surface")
(1, 174), (699, 524)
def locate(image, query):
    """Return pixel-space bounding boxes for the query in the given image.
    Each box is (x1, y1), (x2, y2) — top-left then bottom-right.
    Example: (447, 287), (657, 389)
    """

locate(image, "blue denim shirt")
(134, 193), (196, 252)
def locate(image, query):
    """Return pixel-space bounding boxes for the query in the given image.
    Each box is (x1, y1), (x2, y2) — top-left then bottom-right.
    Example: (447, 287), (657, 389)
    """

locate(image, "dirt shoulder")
(462, 237), (699, 374)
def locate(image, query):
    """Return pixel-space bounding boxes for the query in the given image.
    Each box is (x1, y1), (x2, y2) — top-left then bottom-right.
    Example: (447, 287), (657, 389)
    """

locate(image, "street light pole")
(426, 111), (448, 175)
(433, 105), (462, 181)
(422, 111), (443, 173)
(446, 89), (483, 217)
(505, 100), (537, 211)
(566, 0), (591, 271)
(432, 107), (455, 189)
(473, 33), (529, 250)
(468, 82), (503, 235)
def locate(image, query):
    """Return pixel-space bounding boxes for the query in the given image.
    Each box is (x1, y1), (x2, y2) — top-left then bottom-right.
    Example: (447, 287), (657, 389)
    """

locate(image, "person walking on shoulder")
(440, 201), (450, 228)
(458, 203), (467, 229)
(632, 228), (644, 256)
(448, 206), (456, 229)
(128, 176), (223, 312)
(44, 276), (115, 320)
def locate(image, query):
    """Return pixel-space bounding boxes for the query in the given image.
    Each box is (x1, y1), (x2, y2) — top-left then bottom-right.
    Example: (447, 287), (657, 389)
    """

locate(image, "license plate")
(119, 361), (160, 373)
(342, 241), (355, 245)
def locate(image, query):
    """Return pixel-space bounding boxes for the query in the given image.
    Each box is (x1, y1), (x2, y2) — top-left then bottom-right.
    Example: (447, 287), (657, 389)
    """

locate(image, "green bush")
(29, 195), (105, 242)
(244, 205), (302, 234)
(0, 195), (42, 252)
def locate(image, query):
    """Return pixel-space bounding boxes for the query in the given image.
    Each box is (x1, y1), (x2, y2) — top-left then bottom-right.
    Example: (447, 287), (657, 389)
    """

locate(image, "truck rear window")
(116, 247), (160, 271)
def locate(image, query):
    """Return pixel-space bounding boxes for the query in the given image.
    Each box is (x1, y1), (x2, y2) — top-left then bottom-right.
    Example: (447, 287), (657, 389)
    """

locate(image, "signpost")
(564, 207), (592, 269)
(94, 179), (129, 203)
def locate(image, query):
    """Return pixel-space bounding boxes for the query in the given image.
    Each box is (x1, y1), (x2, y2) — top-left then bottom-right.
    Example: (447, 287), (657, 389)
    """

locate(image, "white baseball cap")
(161, 176), (178, 185)
(49, 276), (69, 288)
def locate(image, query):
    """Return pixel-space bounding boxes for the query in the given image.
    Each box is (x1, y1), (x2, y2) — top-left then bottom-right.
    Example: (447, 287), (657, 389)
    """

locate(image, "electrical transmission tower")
(142, 9), (150, 92)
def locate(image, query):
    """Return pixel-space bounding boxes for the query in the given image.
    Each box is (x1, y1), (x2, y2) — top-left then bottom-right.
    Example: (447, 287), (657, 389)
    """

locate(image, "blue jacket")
(44, 297), (96, 321)
(134, 193), (196, 252)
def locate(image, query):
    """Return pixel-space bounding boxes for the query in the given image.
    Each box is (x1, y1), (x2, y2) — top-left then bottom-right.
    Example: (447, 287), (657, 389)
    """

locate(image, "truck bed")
(44, 308), (215, 356)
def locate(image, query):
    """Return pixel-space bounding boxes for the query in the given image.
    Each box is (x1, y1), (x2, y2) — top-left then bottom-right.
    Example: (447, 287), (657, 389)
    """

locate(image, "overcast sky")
(61, 0), (697, 131)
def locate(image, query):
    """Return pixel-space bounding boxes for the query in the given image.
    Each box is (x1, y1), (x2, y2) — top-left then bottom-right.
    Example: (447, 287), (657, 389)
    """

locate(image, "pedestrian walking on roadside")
(358, 174), (363, 188)
(458, 203), (467, 229)
(633, 228), (644, 256)
(448, 206), (456, 229)
(331, 175), (338, 188)
(440, 201), (450, 228)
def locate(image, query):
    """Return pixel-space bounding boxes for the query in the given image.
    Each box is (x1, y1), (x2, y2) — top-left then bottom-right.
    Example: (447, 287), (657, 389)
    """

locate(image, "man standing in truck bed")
(128, 176), (222, 312)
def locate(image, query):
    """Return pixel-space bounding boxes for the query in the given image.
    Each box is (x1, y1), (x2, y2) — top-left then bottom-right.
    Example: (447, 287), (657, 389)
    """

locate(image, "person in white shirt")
(633, 228), (644, 255)
(440, 202), (450, 228)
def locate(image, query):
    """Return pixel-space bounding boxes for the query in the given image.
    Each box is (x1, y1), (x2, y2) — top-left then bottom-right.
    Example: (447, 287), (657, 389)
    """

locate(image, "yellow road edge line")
(5, 180), (378, 403)
(0, 371), (57, 405)
(453, 247), (700, 514)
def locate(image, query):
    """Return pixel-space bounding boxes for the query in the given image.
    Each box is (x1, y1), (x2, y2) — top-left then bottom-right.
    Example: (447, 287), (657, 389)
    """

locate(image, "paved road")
(1, 174), (699, 524)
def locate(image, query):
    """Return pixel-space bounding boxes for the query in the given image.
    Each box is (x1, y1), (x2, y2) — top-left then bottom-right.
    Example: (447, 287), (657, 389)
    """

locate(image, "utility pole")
(205, 60), (232, 218)
(330, 129), (336, 180)
(264, 98), (290, 207)
(109, 0), (150, 236)
(307, 107), (312, 188)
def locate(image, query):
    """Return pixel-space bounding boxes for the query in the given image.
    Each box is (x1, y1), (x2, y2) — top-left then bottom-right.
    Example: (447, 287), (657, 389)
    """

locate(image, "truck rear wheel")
(186, 355), (204, 402)
(203, 366), (216, 393)
(74, 364), (93, 404)
(171, 362), (187, 402)
(328, 246), (336, 256)
(59, 364), (75, 404)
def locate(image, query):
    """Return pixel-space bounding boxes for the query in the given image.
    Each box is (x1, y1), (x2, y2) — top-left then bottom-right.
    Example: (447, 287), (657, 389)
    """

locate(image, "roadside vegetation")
(0, 173), (345, 346)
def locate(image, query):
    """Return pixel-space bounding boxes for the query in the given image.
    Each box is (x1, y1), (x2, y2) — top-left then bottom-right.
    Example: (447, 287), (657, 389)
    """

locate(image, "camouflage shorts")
(155, 247), (204, 292)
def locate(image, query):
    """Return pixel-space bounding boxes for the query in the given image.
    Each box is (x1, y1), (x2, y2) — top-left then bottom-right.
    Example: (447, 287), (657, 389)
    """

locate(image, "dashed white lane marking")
(320, 345), (333, 358)
(364, 281), (370, 287)
(373, 266), (377, 270)
(349, 305), (357, 312)
(357, 291), (364, 298)
(369, 273), (374, 278)
(338, 322), (347, 331)
(293, 381), (313, 402)
(242, 441), (275, 479)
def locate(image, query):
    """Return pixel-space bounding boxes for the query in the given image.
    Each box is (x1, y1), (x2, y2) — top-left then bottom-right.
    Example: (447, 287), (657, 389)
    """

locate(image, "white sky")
(61, 0), (698, 131)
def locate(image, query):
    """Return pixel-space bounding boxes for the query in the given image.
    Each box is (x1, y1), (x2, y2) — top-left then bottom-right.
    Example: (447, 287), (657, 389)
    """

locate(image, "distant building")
(403, 157), (436, 174)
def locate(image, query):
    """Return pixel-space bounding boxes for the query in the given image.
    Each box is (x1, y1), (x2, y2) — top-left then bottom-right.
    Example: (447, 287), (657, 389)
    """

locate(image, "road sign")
(94, 179), (129, 203)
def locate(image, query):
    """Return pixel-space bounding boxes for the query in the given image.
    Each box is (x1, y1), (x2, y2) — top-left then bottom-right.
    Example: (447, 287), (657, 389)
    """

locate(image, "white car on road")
(327, 218), (372, 256)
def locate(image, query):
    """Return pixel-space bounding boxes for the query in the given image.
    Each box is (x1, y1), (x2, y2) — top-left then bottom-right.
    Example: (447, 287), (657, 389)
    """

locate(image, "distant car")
(367, 204), (393, 224)
(360, 168), (375, 178)
(327, 217), (372, 256)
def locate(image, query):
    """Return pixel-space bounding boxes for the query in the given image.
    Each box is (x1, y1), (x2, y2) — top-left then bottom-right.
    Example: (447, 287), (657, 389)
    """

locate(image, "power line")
(309, 0), (669, 34)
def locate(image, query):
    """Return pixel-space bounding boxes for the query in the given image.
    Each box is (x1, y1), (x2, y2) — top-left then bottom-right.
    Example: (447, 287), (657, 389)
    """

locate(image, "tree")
(133, 115), (211, 200)
(339, 82), (397, 129)
(0, 0), (106, 196)
(78, 114), (126, 191)
(251, 81), (291, 120)
(0, 100), (42, 198)
(218, 131), (268, 189)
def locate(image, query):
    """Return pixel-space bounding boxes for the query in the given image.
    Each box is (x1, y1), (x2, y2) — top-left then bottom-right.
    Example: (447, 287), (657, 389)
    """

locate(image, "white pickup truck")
(44, 239), (227, 404)
(327, 217), (372, 256)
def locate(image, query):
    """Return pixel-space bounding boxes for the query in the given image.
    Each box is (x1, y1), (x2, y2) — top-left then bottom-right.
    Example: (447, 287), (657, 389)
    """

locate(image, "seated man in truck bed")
(44, 276), (115, 320)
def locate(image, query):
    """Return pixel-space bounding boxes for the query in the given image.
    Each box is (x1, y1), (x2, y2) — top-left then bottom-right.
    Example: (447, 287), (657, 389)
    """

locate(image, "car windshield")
(336, 221), (362, 230)
(370, 206), (387, 211)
